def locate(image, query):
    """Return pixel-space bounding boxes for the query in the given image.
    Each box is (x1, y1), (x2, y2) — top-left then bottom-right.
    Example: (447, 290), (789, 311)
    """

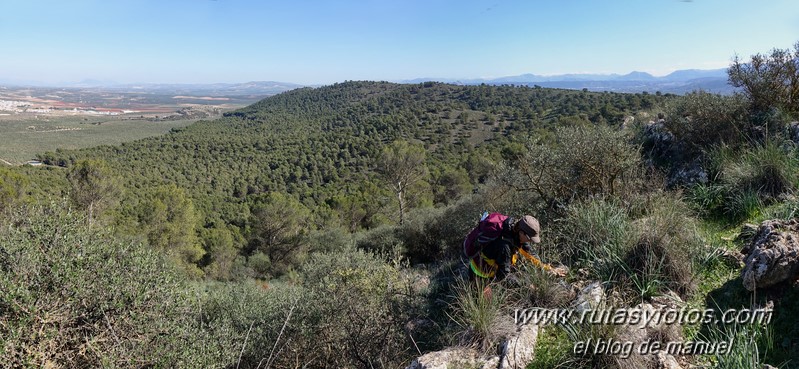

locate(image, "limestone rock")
(741, 219), (799, 291)
(737, 223), (759, 247)
(572, 281), (605, 312)
(405, 348), (487, 369)
(666, 159), (708, 188)
(656, 352), (682, 369)
(500, 324), (538, 369)
(788, 121), (799, 144)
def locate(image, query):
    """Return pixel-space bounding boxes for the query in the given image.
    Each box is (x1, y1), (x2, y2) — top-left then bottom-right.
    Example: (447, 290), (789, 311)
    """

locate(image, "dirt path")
(0, 158), (14, 166)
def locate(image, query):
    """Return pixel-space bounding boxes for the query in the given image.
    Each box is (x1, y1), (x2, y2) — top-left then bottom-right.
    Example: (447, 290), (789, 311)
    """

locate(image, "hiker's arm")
(519, 248), (567, 276)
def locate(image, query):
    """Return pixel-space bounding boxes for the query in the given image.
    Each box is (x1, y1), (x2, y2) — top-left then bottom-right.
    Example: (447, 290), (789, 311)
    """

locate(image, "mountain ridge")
(1, 68), (731, 96)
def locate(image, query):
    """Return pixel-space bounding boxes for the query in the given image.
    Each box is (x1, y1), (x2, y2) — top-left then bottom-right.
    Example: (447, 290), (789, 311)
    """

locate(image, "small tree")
(375, 140), (428, 225)
(728, 41), (799, 117)
(66, 159), (120, 227)
(248, 192), (311, 276)
(138, 184), (204, 277)
(501, 125), (642, 209)
(0, 167), (28, 215)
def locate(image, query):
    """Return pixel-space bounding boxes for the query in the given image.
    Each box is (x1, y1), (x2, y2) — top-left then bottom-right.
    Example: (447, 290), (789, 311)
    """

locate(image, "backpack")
(463, 212), (509, 259)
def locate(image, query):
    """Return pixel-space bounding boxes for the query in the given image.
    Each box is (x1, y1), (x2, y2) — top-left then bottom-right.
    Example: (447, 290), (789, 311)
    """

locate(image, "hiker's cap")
(518, 215), (541, 243)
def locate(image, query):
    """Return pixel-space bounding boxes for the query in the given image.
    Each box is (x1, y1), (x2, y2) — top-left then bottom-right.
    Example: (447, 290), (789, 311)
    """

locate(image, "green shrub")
(663, 92), (750, 154)
(356, 194), (493, 263)
(0, 167), (29, 215)
(293, 249), (419, 368)
(499, 125), (644, 210)
(356, 223), (403, 255)
(0, 203), (216, 368)
(200, 249), (422, 369)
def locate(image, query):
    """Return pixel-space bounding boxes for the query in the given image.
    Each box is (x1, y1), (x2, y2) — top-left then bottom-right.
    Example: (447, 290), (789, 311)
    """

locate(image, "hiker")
(464, 213), (566, 282)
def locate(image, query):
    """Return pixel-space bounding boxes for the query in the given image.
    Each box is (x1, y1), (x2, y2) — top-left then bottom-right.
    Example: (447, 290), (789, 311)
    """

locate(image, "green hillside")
(31, 82), (668, 268)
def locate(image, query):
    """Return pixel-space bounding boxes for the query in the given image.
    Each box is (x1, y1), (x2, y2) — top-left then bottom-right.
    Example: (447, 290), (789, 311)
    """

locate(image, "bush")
(499, 125), (644, 210)
(356, 223), (403, 256)
(200, 249), (422, 369)
(0, 203), (216, 368)
(356, 194), (493, 263)
(297, 250), (420, 368)
(663, 92), (750, 154)
(729, 41), (799, 117)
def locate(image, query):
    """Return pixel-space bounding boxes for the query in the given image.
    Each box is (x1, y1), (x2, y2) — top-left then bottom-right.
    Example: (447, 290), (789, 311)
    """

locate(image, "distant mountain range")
(402, 68), (733, 94)
(0, 68), (733, 96)
(0, 79), (305, 97)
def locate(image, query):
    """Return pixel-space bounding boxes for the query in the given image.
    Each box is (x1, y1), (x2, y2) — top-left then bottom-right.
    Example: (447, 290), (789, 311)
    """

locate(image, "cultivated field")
(0, 114), (200, 164)
(0, 84), (277, 165)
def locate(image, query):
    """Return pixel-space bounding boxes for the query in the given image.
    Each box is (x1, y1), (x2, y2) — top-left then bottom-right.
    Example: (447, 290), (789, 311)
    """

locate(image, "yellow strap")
(470, 254), (497, 278)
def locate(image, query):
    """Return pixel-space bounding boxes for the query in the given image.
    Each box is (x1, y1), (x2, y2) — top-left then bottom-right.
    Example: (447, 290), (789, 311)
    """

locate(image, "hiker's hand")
(551, 266), (567, 277)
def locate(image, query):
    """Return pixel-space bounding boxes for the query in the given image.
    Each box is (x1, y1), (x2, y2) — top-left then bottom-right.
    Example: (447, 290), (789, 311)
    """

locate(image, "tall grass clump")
(699, 321), (775, 369)
(448, 278), (515, 353)
(508, 262), (574, 309)
(626, 195), (700, 298)
(560, 194), (701, 300)
(696, 140), (799, 221)
(560, 197), (634, 280)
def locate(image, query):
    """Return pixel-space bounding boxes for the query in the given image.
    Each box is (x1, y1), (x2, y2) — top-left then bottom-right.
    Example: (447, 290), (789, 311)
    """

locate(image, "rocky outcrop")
(615, 294), (685, 369)
(741, 219), (799, 291)
(500, 324), (538, 369)
(405, 347), (498, 369)
(406, 324), (539, 369)
(641, 120), (707, 188)
(666, 159), (708, 188)
(788, 121), (799, 144)
(572, 281), (605, 312)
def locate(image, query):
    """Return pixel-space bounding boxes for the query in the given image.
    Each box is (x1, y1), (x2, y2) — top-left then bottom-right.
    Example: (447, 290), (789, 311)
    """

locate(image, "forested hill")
(40, 81), (670, 204)
(32, 81), (672, 276)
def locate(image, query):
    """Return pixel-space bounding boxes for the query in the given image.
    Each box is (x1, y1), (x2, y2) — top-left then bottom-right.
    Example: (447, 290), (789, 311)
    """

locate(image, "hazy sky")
(2, 0), (797, 85)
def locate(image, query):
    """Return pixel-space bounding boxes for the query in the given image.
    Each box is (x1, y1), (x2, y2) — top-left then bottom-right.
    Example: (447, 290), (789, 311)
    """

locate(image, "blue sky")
(1, 0), (797, 85)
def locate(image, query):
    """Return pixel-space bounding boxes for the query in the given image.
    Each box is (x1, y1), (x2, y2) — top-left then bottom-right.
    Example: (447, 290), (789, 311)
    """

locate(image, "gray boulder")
(788, 121), (799, 144)
(666, 159), (708, 188)
(500, 324), (539, 369)
(741, 219), (799, 291)
(572, 281), (605, 312)
(406, 321), (540, 369)
(405, 348), (499, 369)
